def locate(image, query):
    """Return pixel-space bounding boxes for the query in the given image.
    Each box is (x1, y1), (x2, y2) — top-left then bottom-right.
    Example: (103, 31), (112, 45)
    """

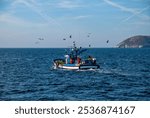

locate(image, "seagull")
(106, 40), (109, 43)
(69, 35), (72, 38)
(35, 41), (39, 44)
(87, 33), (91, 37)
(38, 38), (44, 40)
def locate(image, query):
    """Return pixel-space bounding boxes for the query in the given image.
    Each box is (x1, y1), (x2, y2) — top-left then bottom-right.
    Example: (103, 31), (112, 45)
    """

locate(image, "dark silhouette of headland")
(117, 35), (150, 48)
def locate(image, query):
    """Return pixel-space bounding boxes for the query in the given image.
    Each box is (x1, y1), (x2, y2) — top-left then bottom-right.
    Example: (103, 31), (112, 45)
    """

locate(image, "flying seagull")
(87, 33), (92, 37)
(35, 41), (39, 44)
(38, 38), (44, 40)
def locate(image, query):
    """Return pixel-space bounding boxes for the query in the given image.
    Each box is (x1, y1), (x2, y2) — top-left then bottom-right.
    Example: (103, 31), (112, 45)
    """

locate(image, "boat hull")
(79, 64), (99, 70)
(61, 65), (79, 70)
(54, 63), (99, 70)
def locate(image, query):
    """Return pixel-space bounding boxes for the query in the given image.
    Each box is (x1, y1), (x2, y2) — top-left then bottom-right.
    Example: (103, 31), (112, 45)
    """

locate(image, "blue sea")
(0, 48), (150, 101)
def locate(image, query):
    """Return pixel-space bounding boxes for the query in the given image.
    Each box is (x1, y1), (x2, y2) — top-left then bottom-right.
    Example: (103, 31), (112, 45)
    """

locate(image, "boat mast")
(73, 41), (76, 48)
(72, 41), (78, 59)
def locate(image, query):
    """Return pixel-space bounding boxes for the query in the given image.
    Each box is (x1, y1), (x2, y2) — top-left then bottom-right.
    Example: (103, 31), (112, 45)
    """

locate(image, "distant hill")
(117, 35), (150, 48)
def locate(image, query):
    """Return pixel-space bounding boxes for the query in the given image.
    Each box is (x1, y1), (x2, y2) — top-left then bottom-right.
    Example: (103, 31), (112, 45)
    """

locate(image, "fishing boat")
(53, 42), (100, 70)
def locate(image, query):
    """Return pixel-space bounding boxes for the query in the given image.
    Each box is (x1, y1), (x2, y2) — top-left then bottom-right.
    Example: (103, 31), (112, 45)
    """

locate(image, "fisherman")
(88, 56), (93, 60)
(69, 53), (74, 64)
(87, 55), (94, 64)
(77, 57), (81, 64)
(70, 58), (75, 64)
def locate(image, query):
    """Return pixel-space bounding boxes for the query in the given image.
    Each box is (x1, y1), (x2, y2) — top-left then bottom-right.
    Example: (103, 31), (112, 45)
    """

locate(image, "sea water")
(0, 48), (150, 100)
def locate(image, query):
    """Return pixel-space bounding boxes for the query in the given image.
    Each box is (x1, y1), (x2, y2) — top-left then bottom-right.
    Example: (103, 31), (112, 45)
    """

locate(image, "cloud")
(122, 6), (150, 22)
(73, 15), (91, 20)
(57, 0), (82, 9)
(12, 0), (59, 25)
(103, 0), (138, 14)
(103, 0), (150, 22)
(0, 0), (56, 27)
(0, 13), (27, 25)
(0, 12), (49, 27)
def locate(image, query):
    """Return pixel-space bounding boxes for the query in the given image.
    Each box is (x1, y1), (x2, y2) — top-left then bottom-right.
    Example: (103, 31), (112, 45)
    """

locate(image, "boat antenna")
(73, 41), (76, 48)
(38, 38), (44, 40)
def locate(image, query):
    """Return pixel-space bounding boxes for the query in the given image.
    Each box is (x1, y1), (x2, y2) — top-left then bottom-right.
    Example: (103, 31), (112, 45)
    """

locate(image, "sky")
(0, 0), (150, 48)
